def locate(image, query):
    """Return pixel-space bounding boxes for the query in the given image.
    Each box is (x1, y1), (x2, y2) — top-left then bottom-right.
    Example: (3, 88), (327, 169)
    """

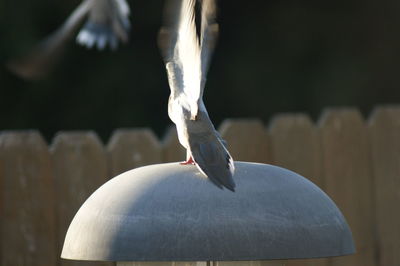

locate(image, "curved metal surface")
(61, 162), (355, 261)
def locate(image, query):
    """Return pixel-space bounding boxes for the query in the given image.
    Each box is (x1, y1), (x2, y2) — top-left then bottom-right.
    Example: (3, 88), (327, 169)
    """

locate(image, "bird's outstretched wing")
(158, 1), (184, 97)
(176, 0), (202, 119)
(199, 0), (219, 91)
(159, 0), (218, 120)
(76, 0), (130, 50)
(6, 0), (130, 80)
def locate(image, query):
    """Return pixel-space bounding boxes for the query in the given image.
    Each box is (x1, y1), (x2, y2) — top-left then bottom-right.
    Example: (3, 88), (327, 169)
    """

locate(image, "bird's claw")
(180, 157), (195, 165)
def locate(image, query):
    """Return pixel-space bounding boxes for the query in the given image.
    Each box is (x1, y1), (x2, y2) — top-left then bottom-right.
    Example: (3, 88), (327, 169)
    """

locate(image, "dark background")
(1, 0), (399, 142)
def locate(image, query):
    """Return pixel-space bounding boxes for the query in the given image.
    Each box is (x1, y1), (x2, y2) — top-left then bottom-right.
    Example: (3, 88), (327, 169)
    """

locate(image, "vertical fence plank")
(0, 131), (56, 266)
(51, 131), (112, 266)
(319, 108), (376, 266)
(162, 125), (186, 163)
(107, 128), (163, 176)
(269, 113), (323, 186)
(219, 119), (270, 163)
(218, 119), (280, 265)
(269, 114), (327, 266)
(368, 106), (400, 266)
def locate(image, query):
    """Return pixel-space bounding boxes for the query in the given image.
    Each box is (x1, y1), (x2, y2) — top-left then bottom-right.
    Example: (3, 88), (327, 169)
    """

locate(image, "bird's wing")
(76, 0), (131, 50)
(6, 0), (94, 80)
(159, 0), (203, 120)
(7, 0), (131, 80)
(199, 0), (219, 92)
(158, 0), (181, 63)
(176, 0), (202, 119)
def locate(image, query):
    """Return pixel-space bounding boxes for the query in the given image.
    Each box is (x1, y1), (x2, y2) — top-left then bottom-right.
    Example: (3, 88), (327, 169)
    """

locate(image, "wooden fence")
(0, 106), (399, 266)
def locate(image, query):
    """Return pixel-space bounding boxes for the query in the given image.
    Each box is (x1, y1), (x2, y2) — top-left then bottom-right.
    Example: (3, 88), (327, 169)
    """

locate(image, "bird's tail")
(190, 137), (236, 191)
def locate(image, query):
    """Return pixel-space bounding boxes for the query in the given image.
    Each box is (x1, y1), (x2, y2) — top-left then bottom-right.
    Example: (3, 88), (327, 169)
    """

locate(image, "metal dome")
(61, 162), (354, 262)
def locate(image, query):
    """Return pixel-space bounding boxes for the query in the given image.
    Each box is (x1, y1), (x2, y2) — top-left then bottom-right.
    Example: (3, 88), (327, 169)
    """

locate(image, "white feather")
(175, 0), (202, 120)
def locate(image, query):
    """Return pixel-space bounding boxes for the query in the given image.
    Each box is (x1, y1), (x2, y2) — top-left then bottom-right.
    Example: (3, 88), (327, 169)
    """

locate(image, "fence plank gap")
(51, 131), (112, 266)
(318, 108), (376, 266)
(269, 113), (326, 266)
(368, 106), (400, 266)
(107, 128), (163, 176)
(0, 131), (56, 266)
(162, 125), (186, 163)
(219, 119), (270, 163)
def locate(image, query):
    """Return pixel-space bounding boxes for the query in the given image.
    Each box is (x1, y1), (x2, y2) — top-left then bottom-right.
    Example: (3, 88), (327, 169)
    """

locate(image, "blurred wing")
(177, 0), (202, 119)
(113, 0), (131, 39)
(76, 0), (131, 50)
(159, 0), (202, 119)
(158, 23), (184, 94)
(199, 0), (219, 91)
(6, 0), (93, 80)
(158, 0), (181, 64)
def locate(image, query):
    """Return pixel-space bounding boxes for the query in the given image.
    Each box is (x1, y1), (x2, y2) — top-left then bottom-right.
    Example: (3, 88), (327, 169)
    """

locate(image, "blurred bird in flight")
(159, 0), (236, 191)
(7, 0), (130, 80)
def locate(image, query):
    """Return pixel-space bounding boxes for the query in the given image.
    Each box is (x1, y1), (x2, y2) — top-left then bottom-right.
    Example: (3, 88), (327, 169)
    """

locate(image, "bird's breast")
(168, 96), (191, 123)
(168, 97), (191, 148)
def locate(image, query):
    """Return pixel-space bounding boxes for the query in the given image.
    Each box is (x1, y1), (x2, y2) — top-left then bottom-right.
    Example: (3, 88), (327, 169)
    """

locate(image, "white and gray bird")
(159, 0), (235, 191)
(7, 0), (130, 79)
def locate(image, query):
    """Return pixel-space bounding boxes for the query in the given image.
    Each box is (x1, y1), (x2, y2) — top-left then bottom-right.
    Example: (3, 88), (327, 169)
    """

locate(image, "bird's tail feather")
(190, 139), (236, 191)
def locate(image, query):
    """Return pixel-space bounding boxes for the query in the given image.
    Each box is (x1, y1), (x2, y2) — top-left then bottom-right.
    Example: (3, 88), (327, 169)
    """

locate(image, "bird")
(6, 0), (130, 80)
(158, 0), (236, 191)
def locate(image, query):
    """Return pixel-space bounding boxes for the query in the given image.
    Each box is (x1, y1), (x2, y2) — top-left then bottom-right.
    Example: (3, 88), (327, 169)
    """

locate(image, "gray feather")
(191, 138), (235, 191)
(186, 111), (236, 191)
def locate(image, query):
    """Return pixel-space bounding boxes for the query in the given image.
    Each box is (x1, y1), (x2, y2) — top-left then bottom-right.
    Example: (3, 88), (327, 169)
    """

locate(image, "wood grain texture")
(107, 128), (162, 176)
(269, 113), (323, 186)
(219, 119), (270, 163)
(319, 108), (376, 266)
(0, 131), (56, 266)
(162, 125), (186, 163)
(269, 113), (327, 266)
(51, 131), (112, 266)
(368, 106), (400, 266)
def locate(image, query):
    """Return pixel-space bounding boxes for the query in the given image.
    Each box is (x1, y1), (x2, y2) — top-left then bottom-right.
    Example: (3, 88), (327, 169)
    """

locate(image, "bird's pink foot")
(180, 157), (195, 165)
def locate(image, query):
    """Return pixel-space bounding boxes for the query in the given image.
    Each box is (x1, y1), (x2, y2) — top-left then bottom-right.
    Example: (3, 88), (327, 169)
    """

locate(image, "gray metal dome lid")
(61, 162), (355, 262)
